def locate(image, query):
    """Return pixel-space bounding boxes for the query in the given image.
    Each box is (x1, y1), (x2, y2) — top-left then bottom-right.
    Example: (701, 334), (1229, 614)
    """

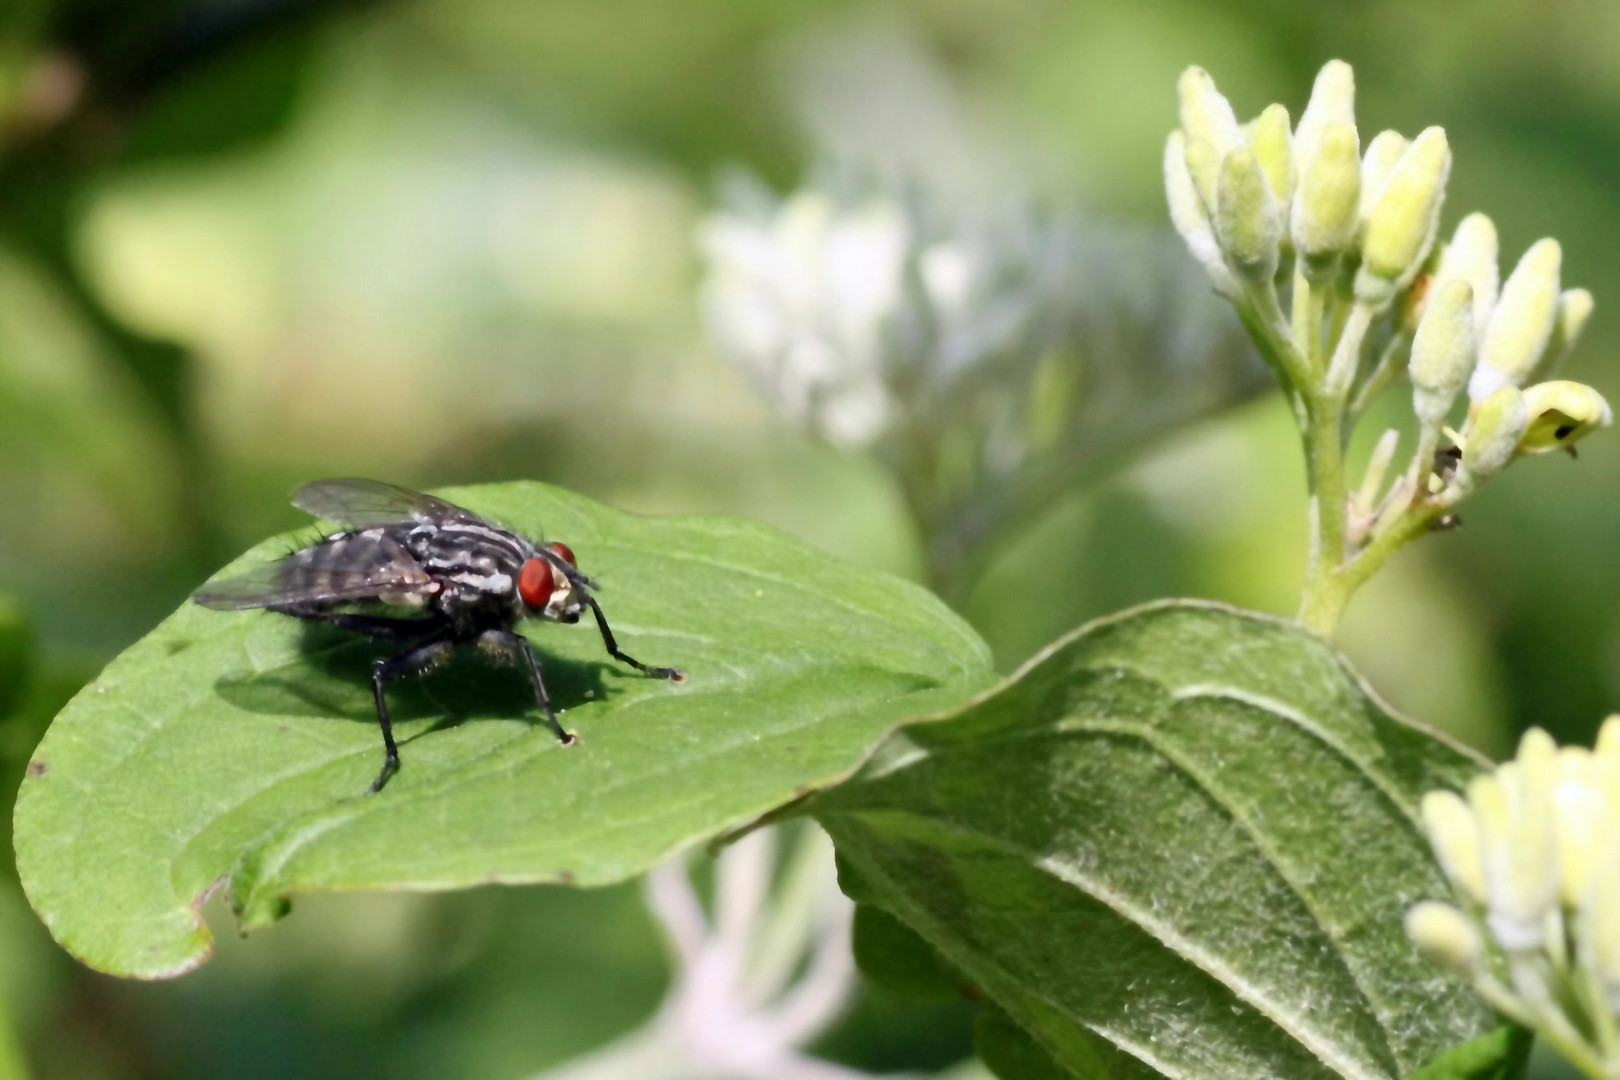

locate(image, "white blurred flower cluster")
(1165, 59), (1611, 632)
(1409, 723), (1620, 1079)
(698, 180), (1047, 449)
(699, 172), (1263, 585)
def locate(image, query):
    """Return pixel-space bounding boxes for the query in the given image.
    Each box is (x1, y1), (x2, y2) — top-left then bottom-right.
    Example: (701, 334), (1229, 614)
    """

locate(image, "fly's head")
(518, 542), (587, 623)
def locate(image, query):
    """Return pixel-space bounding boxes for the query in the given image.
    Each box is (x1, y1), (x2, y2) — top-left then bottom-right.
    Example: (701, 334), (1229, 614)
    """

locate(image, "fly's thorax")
(408, 521), (528, 603)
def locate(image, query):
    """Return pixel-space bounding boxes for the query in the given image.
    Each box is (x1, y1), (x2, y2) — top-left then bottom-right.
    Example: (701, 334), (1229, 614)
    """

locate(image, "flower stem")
(1298, 392), (1349, 635)
(1348, 334), (1409, 422)
(1296, 301), (1377, 637)
(1240, 274), (1428, 636)
(1473, 973), (1611, 1080)
(1248, 282), (1315, 395)
(1292, 265), (1326, 368)
(1354, 500), (1446, 589)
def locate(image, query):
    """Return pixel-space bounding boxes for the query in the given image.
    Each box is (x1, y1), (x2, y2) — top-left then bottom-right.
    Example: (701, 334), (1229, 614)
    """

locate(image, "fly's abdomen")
(291, 530), (434, 605)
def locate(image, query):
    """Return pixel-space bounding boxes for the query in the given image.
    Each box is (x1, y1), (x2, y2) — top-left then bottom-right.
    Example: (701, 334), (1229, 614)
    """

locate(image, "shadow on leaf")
(212, 621), (618, 730)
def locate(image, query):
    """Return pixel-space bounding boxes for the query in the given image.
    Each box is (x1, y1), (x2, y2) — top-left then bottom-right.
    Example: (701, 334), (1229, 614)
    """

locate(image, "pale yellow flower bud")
(1215, 147), (1282, 283)
(1533, 288), (1594, 381)
(1582, 861), (1620, 1006)
(1435, 213), (1500, 343)
(1178, 66), (1242, 168)
(1406, 901), (1483, 978)
(1470, 239), (1562, 401)
(1249, 104), (1294, 208)
(1291, 122), (1360, 270)
(1553, 747), (1608, 907)
(1357, 128), (1452, 305)
(1357, 130), (1409, 230)
(1458, 385), (1528, 489)
(1410, 279), (1476, 429)
(1294, 60), (1356, 170)
(1517, 380), (1612, 456)
(1517, 729), (1564, 884)
(1520, 727), (1561, 782)
(1165, 132), (1232, 289)
(1352, 428), (1400, 518)
(1472, 762), (1559, 951)
(1422, 790), (1487, 904)
(1597, 716), (1620, 761)
(1183, 137), (1223, 218)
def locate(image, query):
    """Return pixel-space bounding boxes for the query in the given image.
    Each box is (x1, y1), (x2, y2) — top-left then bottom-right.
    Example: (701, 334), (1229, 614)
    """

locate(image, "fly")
(194, 478), (683, 793)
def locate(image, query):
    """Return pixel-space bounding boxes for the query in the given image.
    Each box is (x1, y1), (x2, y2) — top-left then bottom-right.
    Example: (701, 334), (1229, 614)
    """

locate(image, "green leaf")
(813, 600), (1501, 1080)
(0, 597), (28, 721)
(852, 903), (966, 1003)
(975, 1006), (1078, 1080)
(14, 482), (993, 979)
(1408, 1025), (1532, 1080)
(117, 29), (316, 165)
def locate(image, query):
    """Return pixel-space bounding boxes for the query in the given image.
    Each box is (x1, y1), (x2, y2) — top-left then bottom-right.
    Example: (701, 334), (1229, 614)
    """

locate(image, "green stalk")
(1297, 390), (1349, 635)
(1296, 301), (1376, 636)
(1471, 972), (1609, 1080)
(1348, 334), (1409, 421)
(1247, 282), (1315, 394)
(1339, 499), (1445, 598)
(1238, 277), (1428, 637)
(1291, 265), (1327, 369)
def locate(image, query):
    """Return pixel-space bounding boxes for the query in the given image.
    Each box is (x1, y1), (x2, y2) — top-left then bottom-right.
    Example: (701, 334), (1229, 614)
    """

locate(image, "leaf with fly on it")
(14, 482), (994, 979)
(814, 600), (1507, 1080)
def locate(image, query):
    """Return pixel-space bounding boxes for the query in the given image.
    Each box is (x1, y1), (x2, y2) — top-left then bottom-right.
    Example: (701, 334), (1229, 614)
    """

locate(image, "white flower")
(699, 179), (1066, 454)
(1409, 720), (1620, 1079)
(533, 828), (890, 1080)
(700, 190), (909, 447)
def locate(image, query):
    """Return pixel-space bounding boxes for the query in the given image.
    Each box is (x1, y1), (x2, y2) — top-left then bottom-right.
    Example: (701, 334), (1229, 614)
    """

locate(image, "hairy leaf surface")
(15, 482), (993, 978)
(814, 600), (1508, 1080)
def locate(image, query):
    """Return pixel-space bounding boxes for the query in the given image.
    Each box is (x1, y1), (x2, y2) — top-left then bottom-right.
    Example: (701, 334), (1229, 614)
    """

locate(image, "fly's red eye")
(547, 541), (576, 567)
(518, 558), (554, 608)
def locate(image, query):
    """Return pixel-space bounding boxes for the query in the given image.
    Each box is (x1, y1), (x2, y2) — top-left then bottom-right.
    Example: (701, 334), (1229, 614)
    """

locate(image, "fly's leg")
(368, 633), (455, 793)
(584, 596), (684, 682)
(485, 630), (575, 745)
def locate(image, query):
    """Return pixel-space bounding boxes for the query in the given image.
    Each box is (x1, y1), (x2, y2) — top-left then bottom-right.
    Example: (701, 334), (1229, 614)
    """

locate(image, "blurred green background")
(1, 1), (1615, 1076)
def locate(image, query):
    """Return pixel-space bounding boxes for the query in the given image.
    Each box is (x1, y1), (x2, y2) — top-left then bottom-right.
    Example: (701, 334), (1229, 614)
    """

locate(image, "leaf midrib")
(835, 803), (1392, 1080)
(230, 672), (974, 892)
(837, 680), (1419, 1080)
(1060, 714), (1406, 1077)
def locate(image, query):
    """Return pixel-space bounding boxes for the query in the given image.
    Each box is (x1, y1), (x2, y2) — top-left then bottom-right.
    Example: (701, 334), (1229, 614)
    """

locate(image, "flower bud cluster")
(1165, 60), (1611, 632)
(1409, 723), (1620, 1078)
(1166, 61), (1458, 307)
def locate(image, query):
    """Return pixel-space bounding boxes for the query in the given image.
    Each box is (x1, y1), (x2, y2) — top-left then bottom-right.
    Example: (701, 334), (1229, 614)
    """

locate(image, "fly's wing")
(291, 478), (483, 530)
(194, 532), (436, 611)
